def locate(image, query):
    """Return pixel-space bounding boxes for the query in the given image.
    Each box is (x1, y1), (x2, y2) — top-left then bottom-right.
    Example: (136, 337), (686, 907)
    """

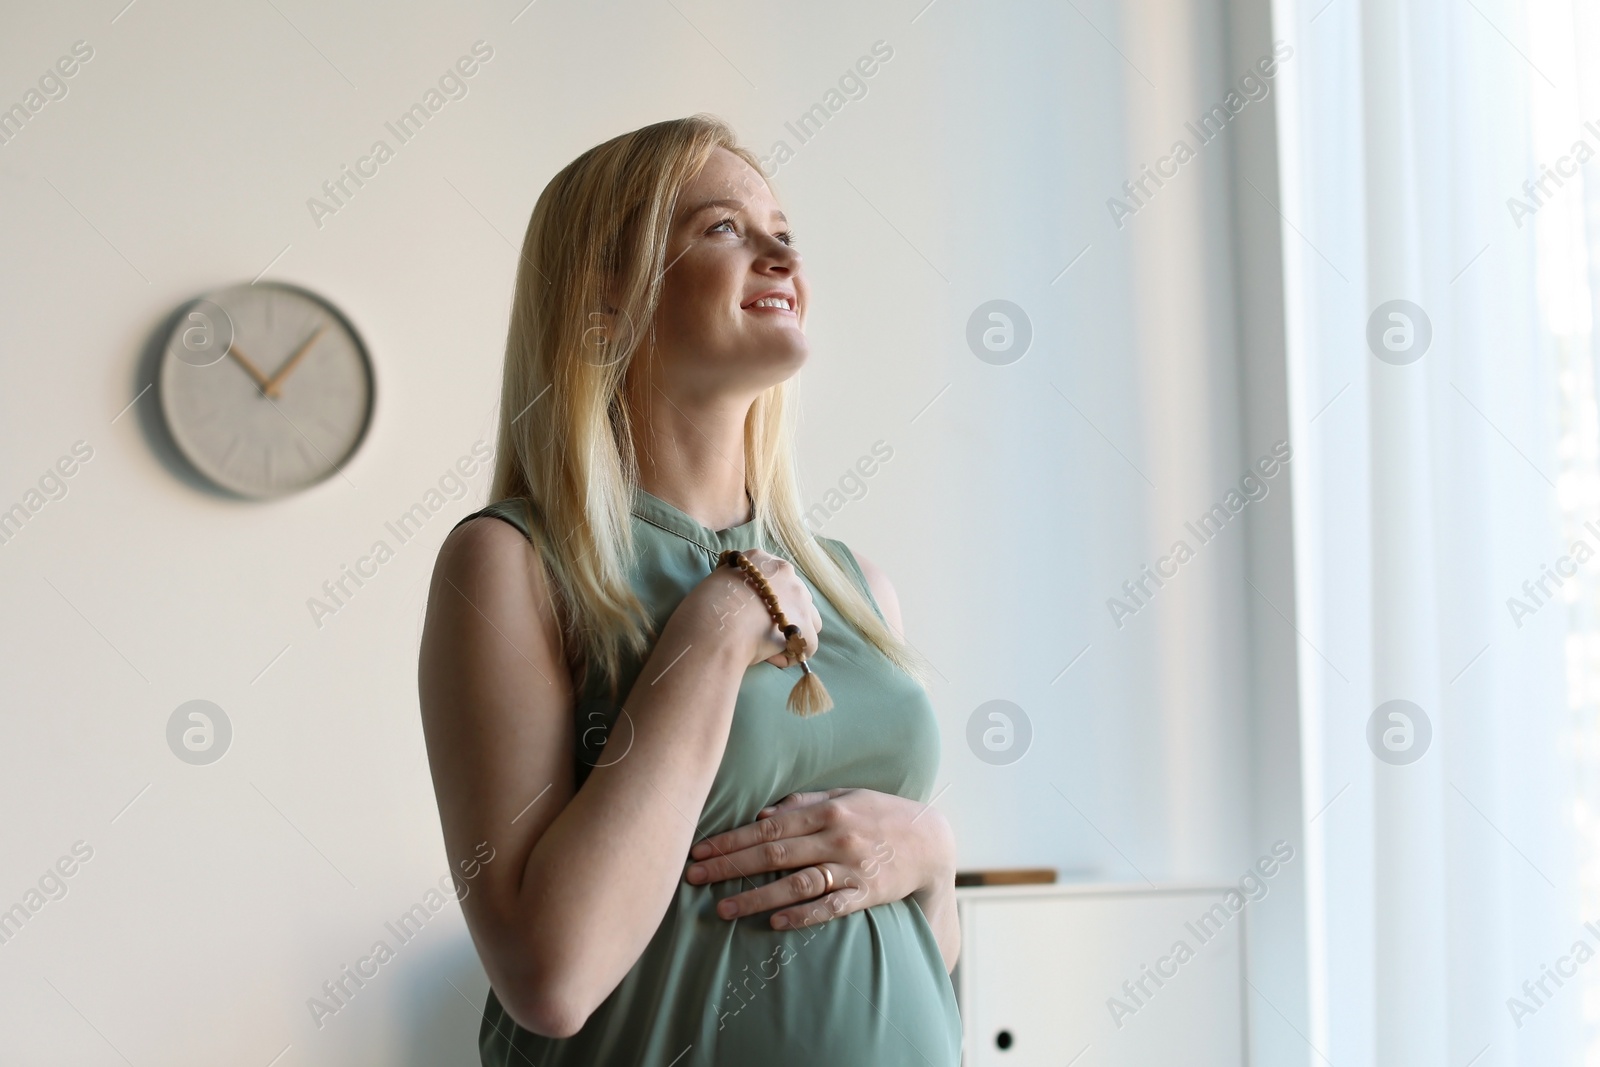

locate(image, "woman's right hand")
(687, 549), (823, 668)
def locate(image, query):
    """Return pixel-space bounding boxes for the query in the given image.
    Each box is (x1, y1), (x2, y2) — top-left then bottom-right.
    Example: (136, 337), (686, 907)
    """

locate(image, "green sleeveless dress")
(457, 486), (961, 1066)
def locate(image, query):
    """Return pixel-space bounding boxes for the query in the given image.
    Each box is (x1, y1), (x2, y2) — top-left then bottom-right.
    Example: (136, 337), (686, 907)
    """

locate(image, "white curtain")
(1269, 0), (1599, 1062)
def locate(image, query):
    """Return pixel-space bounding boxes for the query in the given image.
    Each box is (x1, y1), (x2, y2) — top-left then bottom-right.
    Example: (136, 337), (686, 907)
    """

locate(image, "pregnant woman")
(418, 114), (962, 1065)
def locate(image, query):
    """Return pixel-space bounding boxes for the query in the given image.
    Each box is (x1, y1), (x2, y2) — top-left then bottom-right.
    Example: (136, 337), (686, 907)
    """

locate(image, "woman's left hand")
(684, 787), (956, 931)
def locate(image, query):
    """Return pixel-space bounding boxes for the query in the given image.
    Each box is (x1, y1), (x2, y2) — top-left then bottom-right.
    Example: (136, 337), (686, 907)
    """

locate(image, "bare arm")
(851, 548), (961, 974)
(418, 520), (815, 1036)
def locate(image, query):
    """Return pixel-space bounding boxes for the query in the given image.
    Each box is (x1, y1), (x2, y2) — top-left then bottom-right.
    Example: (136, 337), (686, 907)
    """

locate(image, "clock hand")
(226, 342), (275, 395)
(264, 324), (328, 398)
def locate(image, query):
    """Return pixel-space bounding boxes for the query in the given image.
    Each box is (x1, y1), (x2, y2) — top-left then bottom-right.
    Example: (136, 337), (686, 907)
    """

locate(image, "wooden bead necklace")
(718, 549), (834, 717)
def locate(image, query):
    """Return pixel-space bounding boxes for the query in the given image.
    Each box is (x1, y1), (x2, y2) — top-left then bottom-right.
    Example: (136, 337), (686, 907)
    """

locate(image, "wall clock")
(158, 281), (375, 498)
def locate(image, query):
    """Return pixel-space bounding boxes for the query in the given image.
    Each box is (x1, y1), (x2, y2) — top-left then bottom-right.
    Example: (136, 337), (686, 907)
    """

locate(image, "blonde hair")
(488, 113), (932, 700)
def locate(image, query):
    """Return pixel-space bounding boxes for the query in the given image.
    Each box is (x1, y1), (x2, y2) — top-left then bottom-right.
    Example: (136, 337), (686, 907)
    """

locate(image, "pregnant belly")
(480, 876), (962, 1067)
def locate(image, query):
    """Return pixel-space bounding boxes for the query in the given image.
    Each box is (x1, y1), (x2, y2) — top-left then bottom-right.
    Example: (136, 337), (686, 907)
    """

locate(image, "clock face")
(158, 282), (374, 498)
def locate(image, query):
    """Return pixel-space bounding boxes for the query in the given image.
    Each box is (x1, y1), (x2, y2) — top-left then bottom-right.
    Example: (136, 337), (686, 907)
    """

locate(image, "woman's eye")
(707, 218), (797, 247)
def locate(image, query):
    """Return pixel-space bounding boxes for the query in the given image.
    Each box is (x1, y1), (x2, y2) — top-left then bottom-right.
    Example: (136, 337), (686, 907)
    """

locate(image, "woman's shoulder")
(812, 532), (862, 579)
(454, 496), (540, 544)
(811, 533), (900, 632)
(434, 498), (552, 598)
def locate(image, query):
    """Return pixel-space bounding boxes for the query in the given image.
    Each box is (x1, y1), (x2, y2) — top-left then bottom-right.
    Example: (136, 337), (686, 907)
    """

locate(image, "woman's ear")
(581, 281), (637, 367)
(595, 272), (622, 326)
(605, 297), (639, 356)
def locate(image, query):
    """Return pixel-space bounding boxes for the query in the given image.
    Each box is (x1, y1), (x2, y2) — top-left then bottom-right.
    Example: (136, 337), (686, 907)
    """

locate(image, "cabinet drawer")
(955, 885), (1246, 1066)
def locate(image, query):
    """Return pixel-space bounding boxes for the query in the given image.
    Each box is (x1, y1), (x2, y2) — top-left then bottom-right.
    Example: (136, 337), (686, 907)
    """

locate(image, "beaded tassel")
(719, 549), (834, 716)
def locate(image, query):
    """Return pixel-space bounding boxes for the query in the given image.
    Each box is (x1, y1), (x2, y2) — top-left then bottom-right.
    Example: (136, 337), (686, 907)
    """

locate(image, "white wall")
(0, 0), (1301, 1062)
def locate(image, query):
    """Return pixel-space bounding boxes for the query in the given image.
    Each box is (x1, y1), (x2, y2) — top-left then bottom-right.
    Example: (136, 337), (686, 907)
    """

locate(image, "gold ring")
(817, 865), (835, 894)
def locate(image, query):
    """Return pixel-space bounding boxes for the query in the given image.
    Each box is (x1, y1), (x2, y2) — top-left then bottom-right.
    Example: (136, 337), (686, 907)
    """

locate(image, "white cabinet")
(954, 884), (1247, 1066)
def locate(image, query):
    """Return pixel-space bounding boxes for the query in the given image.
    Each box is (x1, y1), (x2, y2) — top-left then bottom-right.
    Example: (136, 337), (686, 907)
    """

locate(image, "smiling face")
(639, 146), (808, 400)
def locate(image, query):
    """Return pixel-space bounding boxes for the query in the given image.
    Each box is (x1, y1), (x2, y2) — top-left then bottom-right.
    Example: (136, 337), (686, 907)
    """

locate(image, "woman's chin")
(765, 341), (811, 379)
